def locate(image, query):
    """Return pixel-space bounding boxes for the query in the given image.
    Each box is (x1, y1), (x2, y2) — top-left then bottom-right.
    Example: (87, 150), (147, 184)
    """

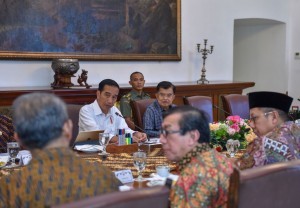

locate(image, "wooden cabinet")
(0, 81), (254, 121)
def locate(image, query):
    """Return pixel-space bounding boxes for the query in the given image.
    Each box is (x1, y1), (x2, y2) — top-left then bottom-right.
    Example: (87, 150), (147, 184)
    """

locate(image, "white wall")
(288, 0), (300, 106)
(233, 20), (287, 95)
(0, 0), (293, 97)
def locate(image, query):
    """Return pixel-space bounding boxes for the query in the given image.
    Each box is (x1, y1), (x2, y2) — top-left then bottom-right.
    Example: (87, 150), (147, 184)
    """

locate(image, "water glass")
(133, 151), (147, 181)
(99, 133), (110, 155)
(156, 165), (170, 177)
(226, 139), (240, 158)
(7, 142), (20, 166)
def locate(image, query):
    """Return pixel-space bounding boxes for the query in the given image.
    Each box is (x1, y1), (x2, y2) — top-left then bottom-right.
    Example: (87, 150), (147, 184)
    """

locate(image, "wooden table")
(77, 143), (177, 178)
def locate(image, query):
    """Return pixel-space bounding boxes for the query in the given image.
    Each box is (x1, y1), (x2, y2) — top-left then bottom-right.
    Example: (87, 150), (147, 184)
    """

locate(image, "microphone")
(115, 112), (150, 142)
(213, 104), (231, 117)
(115, 112), (146, 133)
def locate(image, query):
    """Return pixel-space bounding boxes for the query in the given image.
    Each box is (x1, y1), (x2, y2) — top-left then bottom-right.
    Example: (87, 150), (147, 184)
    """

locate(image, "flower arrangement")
(209, 115), (256, 152)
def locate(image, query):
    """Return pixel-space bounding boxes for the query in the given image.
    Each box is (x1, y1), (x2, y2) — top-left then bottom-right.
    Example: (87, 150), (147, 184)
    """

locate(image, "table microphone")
(213, 104), (231, 117)
(115, 112), (146, 133)
(115, 112), (150, 141)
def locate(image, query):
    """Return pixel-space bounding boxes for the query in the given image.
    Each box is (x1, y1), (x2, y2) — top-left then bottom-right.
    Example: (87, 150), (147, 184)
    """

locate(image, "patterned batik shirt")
(170, 143), (233, 208)
(143, 100), (175, 137)
(238, 121), (300, 170)
(0, 148), (121, 208)
(0, 115), (15, 153)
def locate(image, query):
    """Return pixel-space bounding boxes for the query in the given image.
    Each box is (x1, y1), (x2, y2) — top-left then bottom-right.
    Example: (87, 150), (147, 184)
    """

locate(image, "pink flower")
(228, 127), (236, 135)
(230, 123), (240, 132)
(226, 115), (241, 123)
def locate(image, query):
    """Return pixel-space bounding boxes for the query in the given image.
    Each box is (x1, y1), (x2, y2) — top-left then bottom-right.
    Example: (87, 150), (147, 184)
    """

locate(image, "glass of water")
(226, 139), (240, 158)
(133, 151), (147, 181)
(99, 133), (110, 155)
(7, 142), (20, 166)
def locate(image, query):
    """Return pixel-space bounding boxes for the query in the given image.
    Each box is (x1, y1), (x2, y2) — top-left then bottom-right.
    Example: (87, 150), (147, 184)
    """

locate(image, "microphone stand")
(213, 104), (231, 118)
(115, 112), (149, 151)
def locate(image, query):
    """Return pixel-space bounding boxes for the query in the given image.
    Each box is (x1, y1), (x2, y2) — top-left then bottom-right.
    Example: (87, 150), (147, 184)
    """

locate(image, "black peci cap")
(248, 91), (293, 113)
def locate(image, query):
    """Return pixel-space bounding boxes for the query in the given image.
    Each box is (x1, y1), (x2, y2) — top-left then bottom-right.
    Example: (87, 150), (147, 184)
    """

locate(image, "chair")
(52, 186), (170, 208)
(130, 99), (155, 131)
(227, 160), (300, 208)
(66, 104), (83, 147)
(183, 96), (213, 123)
(221, 94), (249, 119)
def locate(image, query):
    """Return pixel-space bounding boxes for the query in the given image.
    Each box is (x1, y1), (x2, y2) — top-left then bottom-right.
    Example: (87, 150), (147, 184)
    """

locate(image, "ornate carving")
(51, 59), (91, 89)
(77, 69), (91, 89)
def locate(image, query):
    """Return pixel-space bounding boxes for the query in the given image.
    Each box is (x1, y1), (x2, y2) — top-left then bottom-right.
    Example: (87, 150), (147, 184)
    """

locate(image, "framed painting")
(0, 0), (181, 61)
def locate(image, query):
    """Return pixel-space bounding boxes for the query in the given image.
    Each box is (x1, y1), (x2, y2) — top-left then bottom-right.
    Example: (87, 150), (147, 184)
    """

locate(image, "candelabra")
(196, 39), (214, 84)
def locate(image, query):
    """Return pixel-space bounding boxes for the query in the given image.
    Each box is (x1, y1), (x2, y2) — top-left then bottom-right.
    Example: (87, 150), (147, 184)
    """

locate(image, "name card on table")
(114, 169), (134, 184)
(18, 150), (32, 165)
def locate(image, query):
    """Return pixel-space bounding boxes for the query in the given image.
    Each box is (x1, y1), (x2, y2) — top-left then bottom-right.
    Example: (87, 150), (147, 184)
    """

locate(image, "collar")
(92, 100), (112, 116)
(154, 100), (174, 112)
(178, 143), (211, 171)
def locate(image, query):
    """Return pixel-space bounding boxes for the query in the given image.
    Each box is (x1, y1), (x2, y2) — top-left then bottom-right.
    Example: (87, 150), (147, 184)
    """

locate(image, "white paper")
(74, 145), (103, 152)
(114, 169), (134, 184)
(17, 150), (32, 165)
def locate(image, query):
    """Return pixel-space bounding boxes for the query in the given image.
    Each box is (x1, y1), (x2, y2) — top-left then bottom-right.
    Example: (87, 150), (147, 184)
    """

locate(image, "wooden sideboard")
(0, 81), (255, 121)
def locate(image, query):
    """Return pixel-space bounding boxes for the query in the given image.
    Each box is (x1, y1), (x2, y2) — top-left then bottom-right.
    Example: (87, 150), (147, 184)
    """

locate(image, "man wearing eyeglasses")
(238, 91), (300, 169)
(160, 105), (233, 207)
(143, 81), (176, 137)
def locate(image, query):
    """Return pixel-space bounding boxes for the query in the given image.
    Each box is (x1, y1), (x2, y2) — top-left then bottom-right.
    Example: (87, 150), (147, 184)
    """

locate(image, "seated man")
(0, 114), (15, 153)
(0, 93), (121, 207)
(79, 79), (147, 143)
(238, 91), (300, 169)
(160, 106), (233, 207)
(143, 81), (176, 137)
(120, 71), (150, 130)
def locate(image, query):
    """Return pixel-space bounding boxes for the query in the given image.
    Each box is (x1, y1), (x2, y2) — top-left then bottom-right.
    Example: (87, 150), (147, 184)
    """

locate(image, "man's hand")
(132, 132), (147, 143)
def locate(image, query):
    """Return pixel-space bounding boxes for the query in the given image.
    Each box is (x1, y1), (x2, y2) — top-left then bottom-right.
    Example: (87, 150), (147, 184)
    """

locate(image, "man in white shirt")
(79, 79), (147, 143)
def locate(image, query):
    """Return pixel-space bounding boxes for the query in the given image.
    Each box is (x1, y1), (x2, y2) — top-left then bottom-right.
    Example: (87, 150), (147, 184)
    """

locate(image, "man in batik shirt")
(160, 105), (233, 207)
(0, 93), (121, 207)
(238, 91), (300, 169)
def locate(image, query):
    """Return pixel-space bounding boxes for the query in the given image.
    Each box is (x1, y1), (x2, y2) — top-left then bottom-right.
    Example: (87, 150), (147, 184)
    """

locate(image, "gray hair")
(12, 93), (69, 149)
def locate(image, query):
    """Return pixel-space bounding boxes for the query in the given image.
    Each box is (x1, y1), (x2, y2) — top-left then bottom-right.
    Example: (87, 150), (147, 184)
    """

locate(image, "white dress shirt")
(79, 100), (134, 139)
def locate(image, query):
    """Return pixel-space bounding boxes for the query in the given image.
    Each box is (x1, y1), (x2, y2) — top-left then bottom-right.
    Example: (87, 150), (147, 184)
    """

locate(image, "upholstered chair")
(221, 94), (249, 119)
(130, 99), (155, 131)
(183, 96), (213, 123)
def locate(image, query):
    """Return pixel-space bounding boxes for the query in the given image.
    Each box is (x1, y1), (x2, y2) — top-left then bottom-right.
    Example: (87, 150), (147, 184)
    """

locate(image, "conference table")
(0, 143), (178, 189)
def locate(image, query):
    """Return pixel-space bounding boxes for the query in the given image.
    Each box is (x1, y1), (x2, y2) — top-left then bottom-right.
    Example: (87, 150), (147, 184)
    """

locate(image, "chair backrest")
(183, 96), (213, 123)
(52, 186), (170, 208)
(221, 94), (249, 119)
(227, 160), (300, 208)
(66, 104), (83, 147)
(130, 99), (155, 130)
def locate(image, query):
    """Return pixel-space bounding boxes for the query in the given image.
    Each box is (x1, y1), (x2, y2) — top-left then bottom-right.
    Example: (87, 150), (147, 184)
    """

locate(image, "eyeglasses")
(249, 111), (274, 123)
(160, 129), (182, 137)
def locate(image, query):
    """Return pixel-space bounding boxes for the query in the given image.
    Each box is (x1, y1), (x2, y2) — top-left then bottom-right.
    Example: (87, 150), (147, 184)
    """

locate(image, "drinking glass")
(133, 151), (147, 181)
(7, 142), (20, 166)
(226, 139), (240, 158)
(99, 133), (110, 155)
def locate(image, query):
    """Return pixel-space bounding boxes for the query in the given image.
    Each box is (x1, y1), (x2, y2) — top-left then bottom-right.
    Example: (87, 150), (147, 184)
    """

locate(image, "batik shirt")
(170, 143), (233, 208)
(0, 115), (15, 153)
(238, 121), (300, 170)
(143, 100), (175, 137)
(0, 148), (121, 208)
